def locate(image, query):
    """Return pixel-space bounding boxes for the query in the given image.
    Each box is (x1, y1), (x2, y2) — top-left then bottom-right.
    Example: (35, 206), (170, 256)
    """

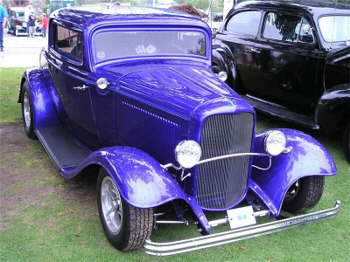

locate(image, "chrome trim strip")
(144, 201), (340, 256)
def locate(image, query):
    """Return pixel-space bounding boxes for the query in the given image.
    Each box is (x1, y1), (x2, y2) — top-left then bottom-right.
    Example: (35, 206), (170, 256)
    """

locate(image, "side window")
(263, 12), (314, 43)
(55, 24), (83, 61)
(226, 11), (262, 37)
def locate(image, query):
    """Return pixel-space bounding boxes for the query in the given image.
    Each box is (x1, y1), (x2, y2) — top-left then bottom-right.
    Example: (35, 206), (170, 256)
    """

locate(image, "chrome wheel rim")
(285, 181), (300, 201)
(101, 176), (123, 234)
(23, 92), (31, 129)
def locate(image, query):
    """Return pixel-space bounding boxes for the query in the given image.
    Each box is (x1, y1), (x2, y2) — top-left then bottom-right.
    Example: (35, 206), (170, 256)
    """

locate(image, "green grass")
(0, 68), (25, 124)
(0, 68), (349, 261)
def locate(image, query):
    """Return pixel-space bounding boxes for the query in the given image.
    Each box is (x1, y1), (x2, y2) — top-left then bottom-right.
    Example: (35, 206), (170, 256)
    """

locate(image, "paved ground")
(0, 32), (47, 68)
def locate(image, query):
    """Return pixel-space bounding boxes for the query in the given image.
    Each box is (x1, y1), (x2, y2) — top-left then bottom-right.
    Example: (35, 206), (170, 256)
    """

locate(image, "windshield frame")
(318, 14), (350, 44)
(91, 26), (210, 67)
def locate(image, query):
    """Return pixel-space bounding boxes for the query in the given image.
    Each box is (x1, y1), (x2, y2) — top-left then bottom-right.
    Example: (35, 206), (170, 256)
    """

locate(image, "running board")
(35, 125), (91, 170)
(144, 201), (340, 256)
(244, 95), (320, 130)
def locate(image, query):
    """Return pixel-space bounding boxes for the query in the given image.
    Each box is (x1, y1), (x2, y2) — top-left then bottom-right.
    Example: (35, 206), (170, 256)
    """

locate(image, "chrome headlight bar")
(161, 152), (272, 171)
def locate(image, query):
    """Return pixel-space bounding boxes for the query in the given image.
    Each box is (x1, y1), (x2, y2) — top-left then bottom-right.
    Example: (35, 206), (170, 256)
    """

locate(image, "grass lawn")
(0, 68), (349, 262)
(0, 68), (24, 124)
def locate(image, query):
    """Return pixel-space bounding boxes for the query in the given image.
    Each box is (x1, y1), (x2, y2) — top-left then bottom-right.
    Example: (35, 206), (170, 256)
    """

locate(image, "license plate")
(227, 206), (256, 229)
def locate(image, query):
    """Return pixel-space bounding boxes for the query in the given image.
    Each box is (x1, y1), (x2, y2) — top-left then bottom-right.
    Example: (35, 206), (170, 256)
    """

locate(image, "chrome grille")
(196, 113), (254, 209)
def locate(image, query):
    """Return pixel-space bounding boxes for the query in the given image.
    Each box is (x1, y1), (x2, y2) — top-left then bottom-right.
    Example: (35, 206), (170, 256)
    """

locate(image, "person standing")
(28, 12), (35, 38)
(0, 0), (8, 52)
(41, 13), (48, 38)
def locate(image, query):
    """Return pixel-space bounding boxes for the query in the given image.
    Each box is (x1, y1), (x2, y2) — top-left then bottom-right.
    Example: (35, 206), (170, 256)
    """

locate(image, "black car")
(212, 0), (350, 162)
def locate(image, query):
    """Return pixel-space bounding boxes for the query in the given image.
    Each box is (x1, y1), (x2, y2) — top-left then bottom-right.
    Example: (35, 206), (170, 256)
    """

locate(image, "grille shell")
(196, 113), (254, 210)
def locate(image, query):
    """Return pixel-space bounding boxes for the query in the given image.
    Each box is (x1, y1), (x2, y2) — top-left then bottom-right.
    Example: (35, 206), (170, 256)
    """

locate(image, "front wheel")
(282, 176), (324, 213)
(97, 170), (154, 251)
(344, 122), (350, 163)
(21, 85), (36, 139)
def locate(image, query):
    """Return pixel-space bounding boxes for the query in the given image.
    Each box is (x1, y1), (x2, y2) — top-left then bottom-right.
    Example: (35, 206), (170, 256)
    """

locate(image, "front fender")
(250, 128), (337, 216)
(20, 68), (60, 129)
(62, 146), (188, 209)
(212, 41), (237, 82)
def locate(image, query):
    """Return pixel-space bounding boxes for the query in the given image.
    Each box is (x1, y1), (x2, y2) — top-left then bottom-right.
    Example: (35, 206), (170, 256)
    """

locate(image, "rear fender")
(316, 84), (350, 132)
(250, 129), (337, 216)
(19, 68), (60, 129)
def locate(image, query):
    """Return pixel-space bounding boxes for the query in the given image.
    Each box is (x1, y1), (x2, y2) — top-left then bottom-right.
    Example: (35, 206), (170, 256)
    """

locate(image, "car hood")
(97, 62), (254, 119)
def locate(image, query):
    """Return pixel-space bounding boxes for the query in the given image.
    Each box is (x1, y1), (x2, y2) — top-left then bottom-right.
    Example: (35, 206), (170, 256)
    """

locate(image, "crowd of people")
(27, 12), (48, 38)
(0, 1), (49, 52)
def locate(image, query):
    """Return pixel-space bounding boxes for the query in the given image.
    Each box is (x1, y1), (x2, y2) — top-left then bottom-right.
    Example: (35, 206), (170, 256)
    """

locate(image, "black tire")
(344, 122), (350, 163)
(21, 84), (36, 139)
(97, 170), (153, 251)
(212, 63), (221, 74)
(282, 176), (324, 213)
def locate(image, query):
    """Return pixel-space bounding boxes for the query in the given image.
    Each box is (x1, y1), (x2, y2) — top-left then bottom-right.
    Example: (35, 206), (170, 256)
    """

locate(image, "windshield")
(93, 30), (207, 63)
(319, 15), (350, 43)
(17, 11), (25, 17)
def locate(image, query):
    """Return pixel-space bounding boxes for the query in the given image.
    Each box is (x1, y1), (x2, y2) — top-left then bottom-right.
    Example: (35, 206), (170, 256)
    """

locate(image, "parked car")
(212, 0), (350, 162)
(18, 6), (340, 256)
(7, 7), (42, 37)
(7, 7), (28, 36)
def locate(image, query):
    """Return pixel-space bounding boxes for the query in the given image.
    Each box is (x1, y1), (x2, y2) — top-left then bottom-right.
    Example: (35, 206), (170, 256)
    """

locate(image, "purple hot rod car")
(18, 5), (340, 256)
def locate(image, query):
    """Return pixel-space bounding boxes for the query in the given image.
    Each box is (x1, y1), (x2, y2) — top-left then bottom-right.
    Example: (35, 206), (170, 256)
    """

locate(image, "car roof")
(51, 5), (206, 28)
(9, 7), (25, 11)
(234, 0), (350, 17)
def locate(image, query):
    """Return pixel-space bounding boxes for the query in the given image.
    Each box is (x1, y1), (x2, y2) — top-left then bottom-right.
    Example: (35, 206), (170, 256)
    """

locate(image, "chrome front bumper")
(144, 201), (340, 256)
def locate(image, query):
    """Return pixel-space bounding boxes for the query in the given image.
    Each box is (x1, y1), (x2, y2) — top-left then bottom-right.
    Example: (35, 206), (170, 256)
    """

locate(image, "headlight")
(264, 130), (287, 156)
(217, 71), (228, 82)
(175, 140), (202, 169)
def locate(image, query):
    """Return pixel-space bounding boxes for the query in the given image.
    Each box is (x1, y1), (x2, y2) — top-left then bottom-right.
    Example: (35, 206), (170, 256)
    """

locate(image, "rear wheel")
(282, 176), (324, 213)
(97, 170), (153, 251)
(21, 85), (36, 139)
(344, 122), (350, 163)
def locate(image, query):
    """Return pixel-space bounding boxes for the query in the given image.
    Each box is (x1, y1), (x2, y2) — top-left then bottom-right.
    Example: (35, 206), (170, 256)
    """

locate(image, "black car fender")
(315, 83), (350, 133)
(212, 41), (238, 83)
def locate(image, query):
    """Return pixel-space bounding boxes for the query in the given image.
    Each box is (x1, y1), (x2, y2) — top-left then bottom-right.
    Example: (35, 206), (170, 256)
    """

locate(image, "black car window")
(226, 11), (261, 37)
(263, 12), (312, 43)
(55, 25), (83, 61)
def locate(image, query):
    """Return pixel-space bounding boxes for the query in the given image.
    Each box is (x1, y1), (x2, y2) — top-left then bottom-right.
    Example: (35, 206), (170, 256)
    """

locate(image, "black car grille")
(196, 113), (254, 210)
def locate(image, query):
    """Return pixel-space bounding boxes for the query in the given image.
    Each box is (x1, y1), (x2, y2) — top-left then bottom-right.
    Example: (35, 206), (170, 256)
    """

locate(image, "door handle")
(247, 47), (261, 54)
(73, 84), (89, 91)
